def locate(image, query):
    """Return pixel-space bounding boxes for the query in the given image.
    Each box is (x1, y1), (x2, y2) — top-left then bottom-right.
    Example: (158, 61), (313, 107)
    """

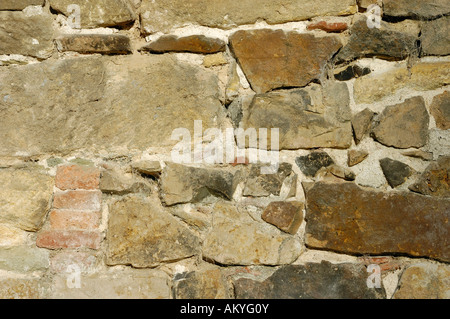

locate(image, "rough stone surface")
(354, 62), (450, 104)
(305, 182), (450, 262)
(409, 156), (450, 198)
(140, 35), (226, 54)
(234, 262), (386, 299)
(140, 0), (357, 34)
(51, 269), (171, 299)
(334, 64), (371, 81)
(383, 0), (450, 19)
(243, 163), (293, 197)
(106, 195), (201, 268)
(430, 91), (450, 130)
(348, 150), (369, 167)
(0, 224), (28, 247)
(203, 202), (301, 266)
(99, 169), (151, 195)
(307, 21), (348, 33)
(261, 201), (304, 235)
(402, 150), (434, 161)
(295, 152), (335, 177)
(0, 167), (54, 231)
(56, 34), (132, 54)
(371, 96), (429, 149)
(379, 158), (414, 188)
(337, 18), (419, 62)
(352, 108), (376, 145)
(49, 0), (136, 28)
(393, 263), (450, 299)
(131, 161), (162, 176)
(0, 246), (49, 272)
(0, 278), (45, 299)
(160, 163), (240, 206)
(173, 266), (232, 299)
(327, 164), (356, 181)
(0, 55), (225, 156)
(230, 30), (342, 93)
(238, 83), (353, 150)
(0, 10), (54, 59)
(421, 17), (450, 57)
(0, 0), (44, 10)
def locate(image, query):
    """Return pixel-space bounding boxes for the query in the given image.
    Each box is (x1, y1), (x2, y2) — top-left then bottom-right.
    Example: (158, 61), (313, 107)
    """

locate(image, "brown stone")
(430, 91), (450, 130)
(352, 108), (376, 145)
(347, 149), (369, 167)
(0, 0), (44, 10)
(56, 34), (132, 55)
(0, 278), (45, 299)
(261, 201), (304, 234)
(230, 29), (342, 93)
(140, 35), (226, 54)
(305, 182), (450, 262)
(383, 0), (450, 19)
(421, 17), (450, 57)
(409, 156), (450, 198)
(371, 96), (429, 149)
(307, 21), (348, 33)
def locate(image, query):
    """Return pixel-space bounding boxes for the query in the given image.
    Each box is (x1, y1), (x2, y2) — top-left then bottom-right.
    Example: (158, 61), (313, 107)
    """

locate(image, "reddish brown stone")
(430, 91), (450, 130)
(305, 182), (450, 262)
(140, 35), (226, 54)
(56, 34), (132, 55)
(49, 210), (101, 230)
(262, 201), (304, 234)
(409, 156), (450, 198)
(307, 21), (348, 33)
(230, 29), (342, 93)
(36, 230), (102, 249)
(55, 165), (100, 190)
(53, 191), (102, 211)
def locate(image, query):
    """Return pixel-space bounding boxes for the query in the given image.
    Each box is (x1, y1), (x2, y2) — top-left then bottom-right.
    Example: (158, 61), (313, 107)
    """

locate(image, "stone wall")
(0, 0), (449, 299)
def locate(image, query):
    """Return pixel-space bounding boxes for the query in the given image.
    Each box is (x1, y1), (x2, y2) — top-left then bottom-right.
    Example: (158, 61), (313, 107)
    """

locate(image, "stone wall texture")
(0, 0), (449, 300)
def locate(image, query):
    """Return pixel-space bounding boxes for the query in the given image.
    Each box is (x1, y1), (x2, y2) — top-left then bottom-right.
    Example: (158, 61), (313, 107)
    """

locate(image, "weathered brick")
(55, 165), (100, 190)
(50, 251), (97, 274)
(49, 210), (101, 230)
(307, 21), (348, 33)
(52, 191), (102, 211)
(36, 230), (103, 249)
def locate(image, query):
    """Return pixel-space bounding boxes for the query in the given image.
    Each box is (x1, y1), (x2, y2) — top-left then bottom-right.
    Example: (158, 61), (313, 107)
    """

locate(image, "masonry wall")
(0, 0), (449, 299)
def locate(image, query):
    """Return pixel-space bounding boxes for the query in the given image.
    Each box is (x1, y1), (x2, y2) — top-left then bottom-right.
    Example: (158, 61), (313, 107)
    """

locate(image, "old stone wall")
(0, 0), (449, 299)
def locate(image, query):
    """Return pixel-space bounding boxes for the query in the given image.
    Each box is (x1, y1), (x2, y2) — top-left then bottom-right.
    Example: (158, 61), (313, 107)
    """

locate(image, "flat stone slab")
(56, 34), (132, 54)
(140, 35), (226, 54)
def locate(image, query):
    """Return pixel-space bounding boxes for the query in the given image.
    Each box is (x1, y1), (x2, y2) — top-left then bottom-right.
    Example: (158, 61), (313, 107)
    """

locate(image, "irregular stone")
(409, 156), (450, 198)
(140, 35), (226, 54)
(234, 262), (386, 299)
(393, 263), (450, 299)
(0, 10), (54, 59)
(421, 17), (450, 57)
(307, 21), (348, 33)
(296, 152), (335, 178)
(0, 278), (46, 299)
(380, 158), (414, 188)
(328, 164), (356, 181)
(305, 182), (450, 262)
(243, 163), (293, 197)
(51, 269), (171, 299)
(55, 164), (100, 190)
(170, 205), (211, 231)
(56, 34), (132, 55)
(334, 64), (371, 81)
(36, 230), (103, 250)
(401, 150), (434, 161)
(238, 83), (353, 150)
(203, 53), (228, 68)
(131, 160), (162, 177)
(337, 17), (419, 62)
(0, 55), (225, 156)
(261, 201), (304, 235)
(160, 163), (240, 206)
(0, 246), (49, 272)
(383, 0), (450, 19)
(49, 0), (136, 28)
(357, 0), (378, 9)
(0, 0), (44, 10)
(430, 91), (450, 130)
(354, 61), (450, 104)
(352, 108), (376, 145)
(99, 169), (151, 195)
(425, 129), (450, 159)
(0, 167), (54, 231)
(106, 195), (201, 268)
(173, 266), (232, 299)
(348, 149), (369, 167)
(203, 202), (301, 266)
(230, 30), (342, 93)
(140, 0), (357, 34)
(371, 96), (429, 149)
(0, 224), (28, 247)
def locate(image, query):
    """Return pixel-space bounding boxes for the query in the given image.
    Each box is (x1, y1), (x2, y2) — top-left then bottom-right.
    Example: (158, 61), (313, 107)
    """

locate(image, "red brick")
(36, 230), (102, 249)
(307, 21), (348, 33)
(231, 157), (250, 166)
(49, 210), (100, 230)
(359, 256), (402, 272)
(55, 165), (100, 190)
(53, 190), (102, 211)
